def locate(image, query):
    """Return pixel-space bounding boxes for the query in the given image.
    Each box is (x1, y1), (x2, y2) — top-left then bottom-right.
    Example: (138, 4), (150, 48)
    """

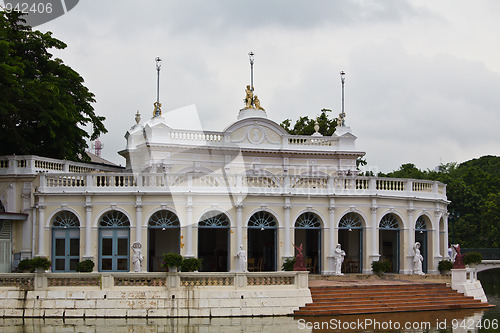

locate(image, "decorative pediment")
(225, 118), (287, 146)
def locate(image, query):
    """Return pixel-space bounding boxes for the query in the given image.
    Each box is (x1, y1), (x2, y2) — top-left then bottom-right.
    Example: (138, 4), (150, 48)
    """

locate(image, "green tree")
(382, 155), (500, 248)
(280, 108), (337, 136)
(0, 10), (106, 161)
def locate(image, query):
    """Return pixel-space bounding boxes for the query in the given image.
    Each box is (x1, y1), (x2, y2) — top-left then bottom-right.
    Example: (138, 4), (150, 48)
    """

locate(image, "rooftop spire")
(338, 71), (346, 126)
(153, 57), (162, 117)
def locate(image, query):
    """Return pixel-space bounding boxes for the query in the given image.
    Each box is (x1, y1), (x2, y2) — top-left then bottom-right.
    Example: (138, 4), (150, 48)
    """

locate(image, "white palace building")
(0, 82), (450, 276)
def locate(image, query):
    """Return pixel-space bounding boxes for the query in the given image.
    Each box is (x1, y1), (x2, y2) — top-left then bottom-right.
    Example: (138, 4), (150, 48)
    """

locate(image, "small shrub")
(161, 252), (183, 268)
(17, 258), (33, 272)
(180, 257), (202, 272)
(75, 259), (95, 272)
(282, 257), (296, 271)
(371, 260), (391, 275)
(464, 252), (482, 266)
(31, 257), (51, 270)
(438, 260), (453, 273)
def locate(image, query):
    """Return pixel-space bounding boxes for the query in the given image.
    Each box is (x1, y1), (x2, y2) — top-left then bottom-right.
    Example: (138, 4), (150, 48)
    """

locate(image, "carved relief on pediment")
(230, 125), (282, 145)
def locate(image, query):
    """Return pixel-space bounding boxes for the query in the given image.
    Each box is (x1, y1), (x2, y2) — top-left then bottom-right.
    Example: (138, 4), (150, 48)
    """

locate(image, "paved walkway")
(309, 274), (451, 287)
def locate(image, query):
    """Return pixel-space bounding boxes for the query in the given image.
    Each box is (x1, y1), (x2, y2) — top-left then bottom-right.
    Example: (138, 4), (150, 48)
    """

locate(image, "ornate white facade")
(0, 105), (449, 274)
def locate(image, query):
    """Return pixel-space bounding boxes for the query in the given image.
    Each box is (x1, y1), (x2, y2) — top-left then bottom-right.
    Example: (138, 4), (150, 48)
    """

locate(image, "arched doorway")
(51, 211), (80, 272)
(99, 210), (130, 272)
(415, 215), (428, 273)
(294, 212), (321, 274)
(198, 211), (230, 272)
(379, 213), (400, 273)
(247, 211), (277, 271)
(148, 210), (180, 272)
(338, 212), (363, 273)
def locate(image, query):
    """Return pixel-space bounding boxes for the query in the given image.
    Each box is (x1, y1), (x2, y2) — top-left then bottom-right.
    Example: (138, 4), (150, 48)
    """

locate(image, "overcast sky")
(24, 0), (500, 172)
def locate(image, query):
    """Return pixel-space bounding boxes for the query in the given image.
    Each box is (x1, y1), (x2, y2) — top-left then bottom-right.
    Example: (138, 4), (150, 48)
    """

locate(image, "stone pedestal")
(451, 268), (487, 302)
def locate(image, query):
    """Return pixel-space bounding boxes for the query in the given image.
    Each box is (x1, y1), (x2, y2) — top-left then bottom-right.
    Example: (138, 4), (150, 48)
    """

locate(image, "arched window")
(52, 211), (80, 272)
(99, 210), (130, 227)
(379, 214), (400, 229)
(199, 211), (230, 228)
(339, 212), (363, 229)
(148, 210), (181, 272)
(198, 211), (230, 272)
(99, 210), (130, 272)
(148, 210), (180, 228)
(248, 211), (277, 228)
(415, 216), (427, 231)
(247, 211), (277, 271)
(295, 212), (321, 228)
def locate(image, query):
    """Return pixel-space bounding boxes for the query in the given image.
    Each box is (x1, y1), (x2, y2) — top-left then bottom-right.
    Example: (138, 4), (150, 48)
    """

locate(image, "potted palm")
(161, 252), (183, 272)
(31, 257), (51, 272)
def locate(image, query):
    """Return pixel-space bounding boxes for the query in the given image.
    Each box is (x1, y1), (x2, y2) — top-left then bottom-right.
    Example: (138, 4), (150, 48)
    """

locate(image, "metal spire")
(154, 57), (162, 117)
(155, 57), (162, 102)
(248, 51), (254, 90)
(340, 71), (346, 126)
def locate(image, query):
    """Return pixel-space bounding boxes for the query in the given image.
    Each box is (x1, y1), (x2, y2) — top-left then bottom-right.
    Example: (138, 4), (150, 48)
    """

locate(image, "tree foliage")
(280, 108), (337, 136)
(380, 155), (500, 248)
(0, 10), (106, 161)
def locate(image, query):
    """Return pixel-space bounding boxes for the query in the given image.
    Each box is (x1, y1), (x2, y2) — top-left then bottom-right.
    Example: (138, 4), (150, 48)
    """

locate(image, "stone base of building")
(0, 272), (311, 318)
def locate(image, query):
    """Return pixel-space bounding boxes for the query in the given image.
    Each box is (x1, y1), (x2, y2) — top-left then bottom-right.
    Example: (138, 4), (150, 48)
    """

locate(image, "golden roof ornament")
(243, 51), (265, 110)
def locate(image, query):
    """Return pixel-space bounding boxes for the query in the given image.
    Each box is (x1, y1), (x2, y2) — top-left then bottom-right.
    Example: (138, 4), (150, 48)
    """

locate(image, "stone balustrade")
(0, 155), (121, 175)
(0, 271), (308, 291)
(38, 172), (447, 200)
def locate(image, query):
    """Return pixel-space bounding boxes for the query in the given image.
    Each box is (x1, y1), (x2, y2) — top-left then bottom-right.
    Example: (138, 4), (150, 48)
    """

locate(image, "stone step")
(294, 283), (493, 316)
(308, 295), (476, 306)
(294, 303), (491, 316)
(299, 298), (485, 310)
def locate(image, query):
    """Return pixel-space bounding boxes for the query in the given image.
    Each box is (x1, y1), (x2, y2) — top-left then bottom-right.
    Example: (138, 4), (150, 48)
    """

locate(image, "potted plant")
(75, 259), (95, 272)
(162, 252), (183, 272)
(17, 258), (33, 273)
(180, 257), (203, 272)
(282, 257), (296, 271)
(31, 257), (51, 272)
(438, 260), (453, 274)
(464, 252), (482, 267)
(371, 260), (391, 276)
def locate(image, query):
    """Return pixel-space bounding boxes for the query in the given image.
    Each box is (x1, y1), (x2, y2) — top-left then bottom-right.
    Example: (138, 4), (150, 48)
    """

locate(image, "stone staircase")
(294, 283), (494, 316)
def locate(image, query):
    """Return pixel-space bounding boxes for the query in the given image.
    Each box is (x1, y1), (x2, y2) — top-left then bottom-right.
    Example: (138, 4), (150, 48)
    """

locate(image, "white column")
(186, 197), (193, 257)
(327, 198), (336, 274)
(135, 196), (142, 243)
(236, 204), (243, 249)
(284, 198), (291, 257)
(406, 209), (415, 275)
(432, 211), (442, 273)
(443, 213), (450, 259)
(37, 204), (45, 256)
(369, 205), (379, 273)
(84, 202), (92, 259)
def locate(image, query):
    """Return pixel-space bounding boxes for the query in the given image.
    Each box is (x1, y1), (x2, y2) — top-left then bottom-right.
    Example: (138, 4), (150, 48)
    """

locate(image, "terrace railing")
(38, 172), (447, 200)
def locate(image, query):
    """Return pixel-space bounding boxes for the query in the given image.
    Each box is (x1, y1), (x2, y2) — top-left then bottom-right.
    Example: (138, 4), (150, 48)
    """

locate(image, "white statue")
(236, 245), (247, 272)
(413, 242), (425, 275)
(131, 241), (143, 272)
(333, 244), (346, 275)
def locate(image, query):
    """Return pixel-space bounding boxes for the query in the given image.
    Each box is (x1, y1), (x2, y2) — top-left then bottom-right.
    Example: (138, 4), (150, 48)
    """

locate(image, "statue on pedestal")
(244, 85), (254, 109)
(153, 101), (162, 117)
(131, 241), (143, 272)
(293, 243), (307, 271)
(237, 245), (247, 272)
(254, 96), (265, 111)
(412, 242), (425, 275)
(333, 244), (346, 275)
